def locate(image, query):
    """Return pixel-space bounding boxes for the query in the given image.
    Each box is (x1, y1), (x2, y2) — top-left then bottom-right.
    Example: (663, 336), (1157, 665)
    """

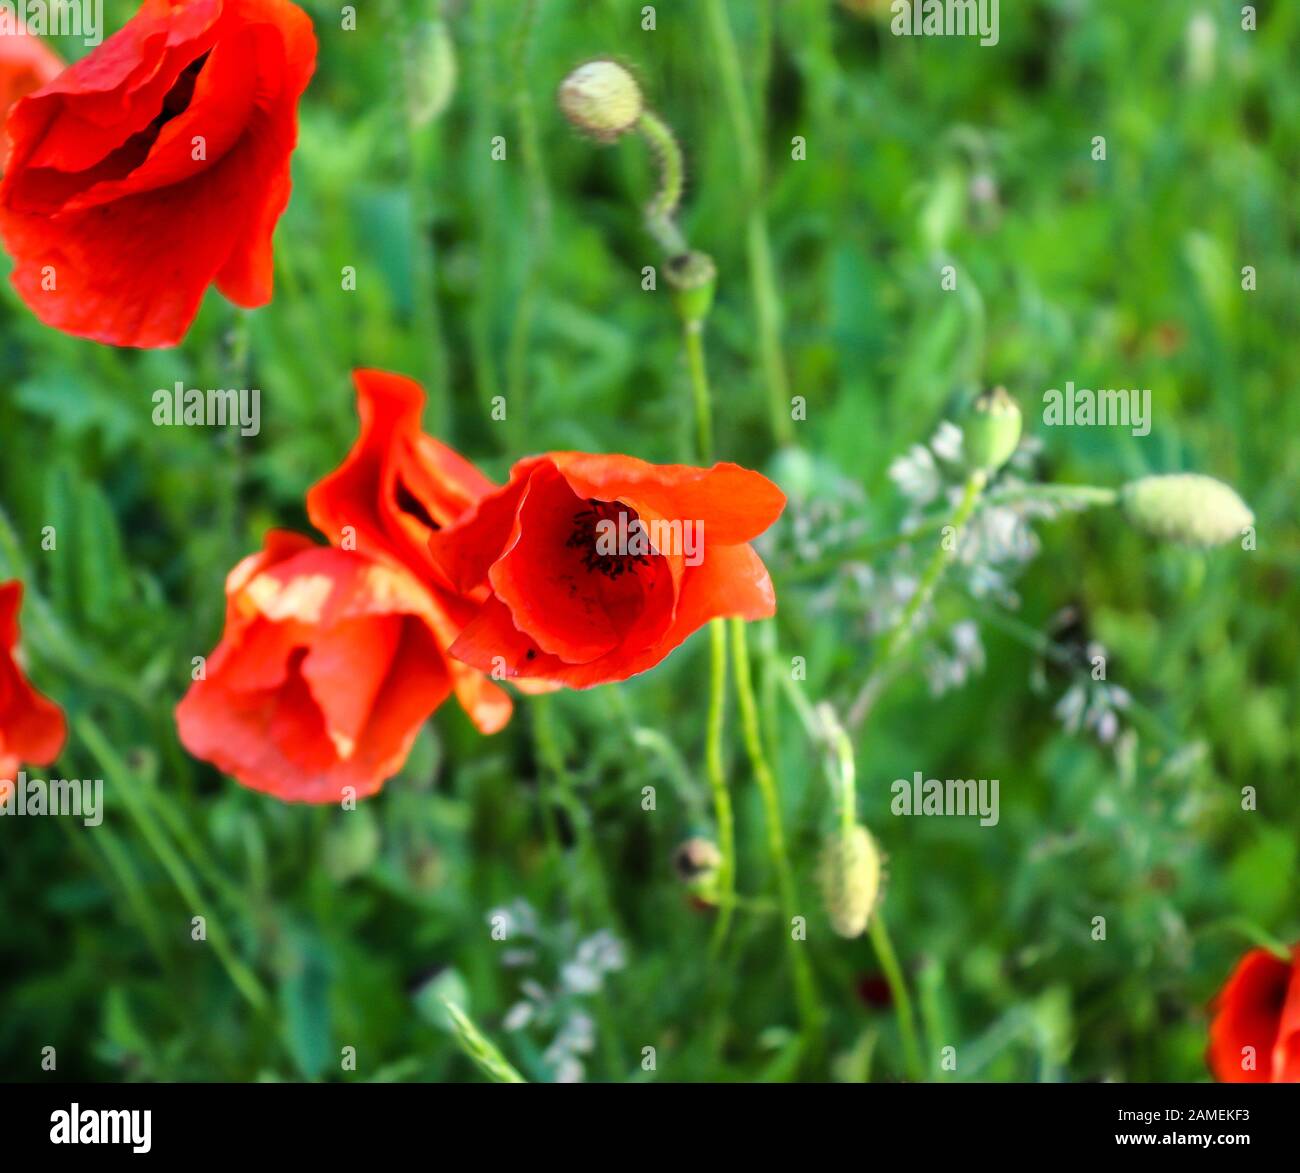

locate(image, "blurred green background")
(1, 0), (1296, 1082)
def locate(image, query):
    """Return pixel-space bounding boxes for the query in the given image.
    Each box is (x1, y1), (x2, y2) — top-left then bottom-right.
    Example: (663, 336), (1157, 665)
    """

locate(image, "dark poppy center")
(565, 499), (652, 580)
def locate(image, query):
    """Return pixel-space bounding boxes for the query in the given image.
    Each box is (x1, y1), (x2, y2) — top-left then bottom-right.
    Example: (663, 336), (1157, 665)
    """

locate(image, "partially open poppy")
(0, 27), (62, 169)
(1207, 946), (1300, 1082)
(0, 581), (66, 783)
(176, 532), (458, 803)
(429, 453), (785, 688)
(0, 0), (316, 347)
(307, 369), (512, 733)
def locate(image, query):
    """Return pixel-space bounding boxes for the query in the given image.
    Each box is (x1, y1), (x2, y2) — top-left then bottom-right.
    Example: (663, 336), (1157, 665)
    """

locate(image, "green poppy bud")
(964, 386), (1022, 474)
(1120, 473), (1254, 547)
(557, 59), (644, 142)
(819, 825), (882, 939)
(673, 837), (723, 895)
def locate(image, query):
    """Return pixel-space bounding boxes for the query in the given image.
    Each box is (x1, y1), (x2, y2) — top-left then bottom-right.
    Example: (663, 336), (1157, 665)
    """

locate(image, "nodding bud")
(666, 250), (717, 324)
(673, 837), (723, 895)
(819, 825), (882, 939)
(1120, 473), (1254, 547)
(964, 386), (1022, 474)
(558, 59), (644, 142)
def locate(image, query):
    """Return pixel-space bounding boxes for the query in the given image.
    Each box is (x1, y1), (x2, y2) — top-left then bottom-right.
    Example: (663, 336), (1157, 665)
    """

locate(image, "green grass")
(1, 0), (1296, 1083)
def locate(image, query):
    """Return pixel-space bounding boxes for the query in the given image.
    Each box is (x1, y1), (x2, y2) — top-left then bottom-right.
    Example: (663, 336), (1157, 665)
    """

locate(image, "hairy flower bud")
(1120, 473), (1254, 547)
(819, 825), (882, 939)
(558, 59), (643, 142)
(964, 386), (1022, 474)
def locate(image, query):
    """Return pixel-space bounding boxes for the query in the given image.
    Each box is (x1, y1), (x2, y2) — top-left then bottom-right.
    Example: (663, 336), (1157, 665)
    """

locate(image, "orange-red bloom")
(176, 532), (459, 803)
(0, 0), (315, 348)
(429, 453), (786, 688)
(0, 29), (62, 167)
(0, 581), (66, 782)
(308, 369), (513, 734)
(1208, 946), (1300, 1083)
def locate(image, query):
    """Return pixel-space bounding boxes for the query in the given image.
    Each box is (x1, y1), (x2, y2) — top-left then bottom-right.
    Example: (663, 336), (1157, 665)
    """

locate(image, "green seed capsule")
(964, 386), (1022, 474)
(1120, 473), (1254, 547)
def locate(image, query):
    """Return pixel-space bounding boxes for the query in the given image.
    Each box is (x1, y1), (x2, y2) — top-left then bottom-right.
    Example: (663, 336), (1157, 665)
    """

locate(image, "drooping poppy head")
(0, 0), (316, 348)
(1207, 946), (1300, 1082)
(0, 581), (67, 783)
(0, 28), (62, 168)
(305, 368), (514, 733)
(176, 533), (468, 803)
(429, 453), (786, 688)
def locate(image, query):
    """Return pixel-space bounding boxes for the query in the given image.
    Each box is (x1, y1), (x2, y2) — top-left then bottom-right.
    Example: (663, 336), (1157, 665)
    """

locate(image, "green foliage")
(1, 0), (1296, 1084)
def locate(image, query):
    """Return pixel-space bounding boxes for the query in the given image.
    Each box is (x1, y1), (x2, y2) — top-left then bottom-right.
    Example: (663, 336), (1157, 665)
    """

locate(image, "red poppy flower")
(0, 0), (316, 348)
(0, 29), (62, 168)
(0, 581), (66, 784)
(428, 453), (786, 688)
(176, 532), (465, 803)
(307, 368), (513, 733)
(1207, 946), (1300, 1083)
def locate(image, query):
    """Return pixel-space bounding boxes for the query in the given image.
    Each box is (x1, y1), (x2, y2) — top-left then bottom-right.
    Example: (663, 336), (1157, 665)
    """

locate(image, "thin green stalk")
(443, 1002), (526, 1083)
(77, 716), (270, 1016)
(881, 470), (986, 664)
(729, 617), (822, 1038)
(683, 320), (714, 463)
(704, 0), (794, 446)
(870, 913), (925, 1081)
(635, 110), (687, 256)
(848, 470), (987, 729)
(532, 695), (613, 927)
(706, 620), (735, 955)
(505, 0), (550, 447)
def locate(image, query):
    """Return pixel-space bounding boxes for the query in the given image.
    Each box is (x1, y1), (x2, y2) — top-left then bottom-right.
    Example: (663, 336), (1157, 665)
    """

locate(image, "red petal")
(1208, 949), (1291, 1083)
(549, 453), (786, 545)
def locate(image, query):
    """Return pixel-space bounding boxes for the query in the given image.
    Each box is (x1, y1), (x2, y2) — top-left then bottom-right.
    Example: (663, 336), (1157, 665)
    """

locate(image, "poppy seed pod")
(666, 250), (717, 324)
(558, 59), (644, 142)
(964, 386), (1022, 474)
(1120, 473), (1254, 547)
(819, 825), (882, 939)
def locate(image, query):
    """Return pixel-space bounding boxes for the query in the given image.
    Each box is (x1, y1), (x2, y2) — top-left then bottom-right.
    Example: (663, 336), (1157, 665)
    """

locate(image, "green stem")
(683, 320), (714, 463)
(77, 717), (270, 1016)
(781, 482), (1118, 584)
(869, 914), (925, 1081)
(729, 617), (822, 1038)
(636, 110), (687, 256)
(706, 620), (735, 956)
(882, 471), (986, 662)
(704, 0), (793, 446)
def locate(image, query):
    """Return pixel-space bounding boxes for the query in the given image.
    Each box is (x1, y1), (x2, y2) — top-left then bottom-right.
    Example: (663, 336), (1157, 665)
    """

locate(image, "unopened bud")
(964, 386), (1022, 474)
(1120, 473), (1253, 547)
(558, 59), (643, 142)
(673, 837), (722, 895)
(819, 825), (882, 939)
